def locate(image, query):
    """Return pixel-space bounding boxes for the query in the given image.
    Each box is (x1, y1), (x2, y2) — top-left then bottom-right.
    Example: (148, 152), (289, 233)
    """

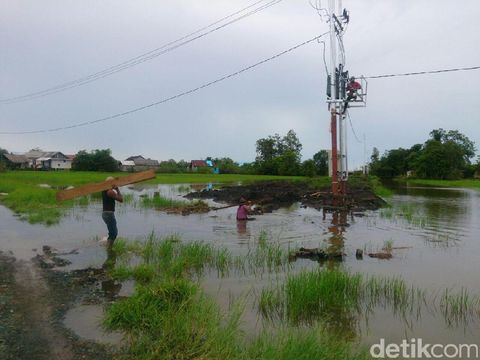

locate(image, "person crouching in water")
(237, 197), (252, 221)
(102, 177), (123, 248)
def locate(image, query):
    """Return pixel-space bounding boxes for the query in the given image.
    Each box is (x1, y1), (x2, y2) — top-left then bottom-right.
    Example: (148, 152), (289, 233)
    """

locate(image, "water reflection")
(236, 220), (250, 239)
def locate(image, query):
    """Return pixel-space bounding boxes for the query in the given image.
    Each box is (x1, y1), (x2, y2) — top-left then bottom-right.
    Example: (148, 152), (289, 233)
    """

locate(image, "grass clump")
(0, 185), (62, 225)
(440, 288), (480, 326)
(246, 231), (290, 274)
(140, 193), (210, 214)
(259, 268), (425, 329)
(105, 234), (369, 360)
(140, 194), (187, 209)
(246, 326), (370, 360)
(380, 204), (430, 229)
(104, 278), (242, 360)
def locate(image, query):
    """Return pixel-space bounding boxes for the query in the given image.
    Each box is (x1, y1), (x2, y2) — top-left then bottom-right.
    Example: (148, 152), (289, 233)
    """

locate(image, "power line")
(0, 33), (329, 135)
(346, 110), (362, 143)
(0, 0), (282, 105)
(365, 65), (480, 79)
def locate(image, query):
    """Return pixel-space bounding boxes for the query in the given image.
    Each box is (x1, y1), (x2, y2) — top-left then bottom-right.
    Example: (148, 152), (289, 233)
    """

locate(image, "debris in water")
(368, 252), (393, 260)
(290, 247), (344, 261)
(186, 180), (385, 213)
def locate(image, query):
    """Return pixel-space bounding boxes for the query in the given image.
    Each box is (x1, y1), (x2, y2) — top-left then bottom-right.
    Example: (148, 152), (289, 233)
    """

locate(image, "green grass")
(440, 287), (480, 326)
(146, 173), (305, 184)
(0, 170), (306, 224)
(405, 178), (480, 189)
(258, 269), (426, 330)
(0, 170), (383, 224)
(380, 204), (430, 229)
(106, 233), (480, 358)
(111, 232), (290, 280)
(367, 176), (393, 197)
(105, 234), (370, 360)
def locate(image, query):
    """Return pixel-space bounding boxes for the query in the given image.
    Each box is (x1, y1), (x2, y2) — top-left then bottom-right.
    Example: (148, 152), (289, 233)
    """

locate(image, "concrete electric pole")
(323, 0), (366, 197)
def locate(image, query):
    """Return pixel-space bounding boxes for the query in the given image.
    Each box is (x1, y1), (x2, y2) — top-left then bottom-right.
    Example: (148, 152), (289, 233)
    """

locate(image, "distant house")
(125, 155), (159, 171)
(66, 154), (76, 162)
(23, 149), (72, 170)
(189, 160), (208, 171)
(2, 154), (29, 169)
(188, 159), (219, 173)
(36, 152), (72, 170)
(119, 160), (136, 172)
(24, 149), (47, 169)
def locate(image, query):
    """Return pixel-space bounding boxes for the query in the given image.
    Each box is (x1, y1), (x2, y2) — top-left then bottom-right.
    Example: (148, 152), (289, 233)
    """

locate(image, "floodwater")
(2, 182), (480, 347)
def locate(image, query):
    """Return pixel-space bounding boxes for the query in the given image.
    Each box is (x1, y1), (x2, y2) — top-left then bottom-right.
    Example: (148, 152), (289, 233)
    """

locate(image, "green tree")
(301, 159), (317, 177)
(213, 157), (240, 174)
(255, 136), (277, 163)
(0, 147), (8, 172)
(157, 159), (182, 173)
(412, 129), (475, 179)
(371, 129), (476, 180)
(415, 140), (465, 179)
(281, 130), (302, 161)
(255, 130), (303, 175)
(72, 149), (118, 172)
(313, 150), (329, 176)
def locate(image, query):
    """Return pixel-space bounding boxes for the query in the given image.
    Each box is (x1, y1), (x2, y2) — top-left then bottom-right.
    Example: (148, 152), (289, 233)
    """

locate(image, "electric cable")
(318, 40), (329, 76)
(346, 110), (362, 143)
(0, 32), (330, 135)
(365, 66), (480, 79)
(0, 0), (282, 105)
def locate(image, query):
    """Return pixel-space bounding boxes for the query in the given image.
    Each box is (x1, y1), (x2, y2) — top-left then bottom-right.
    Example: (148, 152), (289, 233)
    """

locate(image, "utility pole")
(322, 0), (366, 197)
(326, 0), (348, 196)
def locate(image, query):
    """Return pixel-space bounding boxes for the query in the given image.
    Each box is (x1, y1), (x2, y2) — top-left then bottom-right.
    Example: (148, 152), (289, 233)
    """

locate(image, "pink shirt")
(237, 204), (249, 220)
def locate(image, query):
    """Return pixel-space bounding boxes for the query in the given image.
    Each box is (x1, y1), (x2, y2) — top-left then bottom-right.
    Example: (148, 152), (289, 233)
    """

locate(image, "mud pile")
(185, 180), (385, 213)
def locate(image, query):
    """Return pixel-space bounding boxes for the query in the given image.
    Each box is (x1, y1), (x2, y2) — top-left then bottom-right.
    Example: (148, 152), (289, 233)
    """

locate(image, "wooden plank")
(56, 169), (156, 201)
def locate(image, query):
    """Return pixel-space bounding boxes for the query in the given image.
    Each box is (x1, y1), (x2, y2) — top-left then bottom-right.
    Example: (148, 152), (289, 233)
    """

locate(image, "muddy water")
(2, 183), (480, 346)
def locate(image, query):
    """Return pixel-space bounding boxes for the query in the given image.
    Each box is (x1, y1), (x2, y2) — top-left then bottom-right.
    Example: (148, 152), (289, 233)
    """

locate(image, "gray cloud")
(1, 0), (479, 167)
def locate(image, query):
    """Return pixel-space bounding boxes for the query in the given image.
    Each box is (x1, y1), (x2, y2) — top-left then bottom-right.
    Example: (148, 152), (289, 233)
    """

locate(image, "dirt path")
(0, 255), (72, 359)
(0, 253), (111, 360)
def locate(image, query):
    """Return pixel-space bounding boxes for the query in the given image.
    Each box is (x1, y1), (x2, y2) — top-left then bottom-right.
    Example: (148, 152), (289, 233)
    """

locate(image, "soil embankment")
(186, 180), (385, 212)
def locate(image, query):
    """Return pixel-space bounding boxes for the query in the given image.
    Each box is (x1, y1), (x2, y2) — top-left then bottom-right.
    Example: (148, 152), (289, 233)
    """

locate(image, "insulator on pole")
(335, 68), (340, 99)
(327, 75), (332, 98)
(339, 66), (346, 99)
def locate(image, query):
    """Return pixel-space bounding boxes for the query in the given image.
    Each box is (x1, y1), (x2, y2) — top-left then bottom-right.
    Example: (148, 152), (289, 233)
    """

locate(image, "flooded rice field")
(2, 182), (480, 353)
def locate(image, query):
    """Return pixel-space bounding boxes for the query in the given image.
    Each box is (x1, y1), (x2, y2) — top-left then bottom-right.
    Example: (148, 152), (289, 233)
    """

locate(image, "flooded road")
(2, 182), (480, 349)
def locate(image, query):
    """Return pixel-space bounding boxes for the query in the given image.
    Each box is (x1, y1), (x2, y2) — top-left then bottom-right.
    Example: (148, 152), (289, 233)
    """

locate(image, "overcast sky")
(1, 0), (479, 168)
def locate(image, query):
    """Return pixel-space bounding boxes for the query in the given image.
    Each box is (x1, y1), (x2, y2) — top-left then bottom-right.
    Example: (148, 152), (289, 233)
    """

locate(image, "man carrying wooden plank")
(56, 169), (156, 247)
(102, 177), (123, 248)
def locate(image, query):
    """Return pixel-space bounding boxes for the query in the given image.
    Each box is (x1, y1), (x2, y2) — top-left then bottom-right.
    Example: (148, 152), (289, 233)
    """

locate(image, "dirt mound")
(185, 180), (385, 213)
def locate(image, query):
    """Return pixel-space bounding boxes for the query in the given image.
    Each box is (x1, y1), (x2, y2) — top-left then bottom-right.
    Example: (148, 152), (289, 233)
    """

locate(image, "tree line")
(370, 129), (478, 180)
(0, 130), (329, 175)
(69, 129), (329, 175)
(9, 128), (476, 180)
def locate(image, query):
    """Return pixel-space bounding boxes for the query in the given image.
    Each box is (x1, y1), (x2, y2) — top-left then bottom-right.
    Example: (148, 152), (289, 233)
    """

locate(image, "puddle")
(63, 305), (123, 345)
